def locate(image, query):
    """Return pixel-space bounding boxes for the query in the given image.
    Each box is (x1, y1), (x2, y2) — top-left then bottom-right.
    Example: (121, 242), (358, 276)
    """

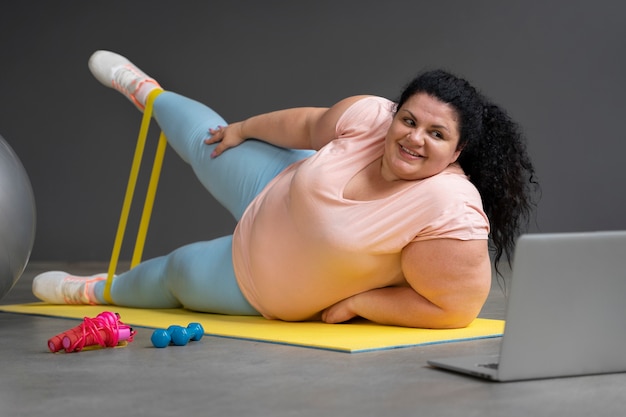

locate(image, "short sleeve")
(335, 96), (395, 140)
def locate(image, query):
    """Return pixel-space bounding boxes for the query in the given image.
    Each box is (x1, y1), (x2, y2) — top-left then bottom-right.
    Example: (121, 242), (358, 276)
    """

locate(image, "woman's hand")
(204, 122), (246, 158)
(321, 296), (358, 324)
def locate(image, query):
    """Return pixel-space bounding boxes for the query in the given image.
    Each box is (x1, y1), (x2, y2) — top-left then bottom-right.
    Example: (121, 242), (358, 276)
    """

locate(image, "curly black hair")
(396, 69), (538, 276)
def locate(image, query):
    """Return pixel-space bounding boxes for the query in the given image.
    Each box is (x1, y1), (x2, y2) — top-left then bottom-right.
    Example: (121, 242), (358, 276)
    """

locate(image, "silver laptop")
(428, 231), (626, 382)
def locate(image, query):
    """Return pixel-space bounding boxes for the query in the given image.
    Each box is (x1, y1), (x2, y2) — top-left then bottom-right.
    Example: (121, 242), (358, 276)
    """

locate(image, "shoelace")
(111, 64), (143, 95)
(61, 276), (105, 305)
(48, 311), (135, 353)
(110, 64), (157, 110)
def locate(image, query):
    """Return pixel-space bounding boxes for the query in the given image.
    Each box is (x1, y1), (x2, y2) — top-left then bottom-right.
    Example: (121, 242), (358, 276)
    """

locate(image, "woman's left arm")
(205, 95), (371, 157)
(321, 239), (492, 328)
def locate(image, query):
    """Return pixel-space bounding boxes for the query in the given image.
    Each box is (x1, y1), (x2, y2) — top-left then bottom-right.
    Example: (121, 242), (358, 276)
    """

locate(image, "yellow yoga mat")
(0, 303), (504, 353)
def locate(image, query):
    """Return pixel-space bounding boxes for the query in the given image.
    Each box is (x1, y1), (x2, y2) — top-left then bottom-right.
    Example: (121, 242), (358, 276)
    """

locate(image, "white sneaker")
(88, 50), (162, 111)
(32, 271), (107, 305)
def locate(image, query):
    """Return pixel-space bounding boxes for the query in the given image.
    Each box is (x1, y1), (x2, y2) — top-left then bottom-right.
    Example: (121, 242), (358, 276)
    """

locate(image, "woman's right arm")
(205, 95), (371, 157)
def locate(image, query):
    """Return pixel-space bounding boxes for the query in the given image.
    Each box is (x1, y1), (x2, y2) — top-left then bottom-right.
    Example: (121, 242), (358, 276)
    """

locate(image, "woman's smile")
(398, 144), (424, 159)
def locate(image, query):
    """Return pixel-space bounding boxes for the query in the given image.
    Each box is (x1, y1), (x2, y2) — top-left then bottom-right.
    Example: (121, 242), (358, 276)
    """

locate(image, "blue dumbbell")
(151, 323), (204, 348)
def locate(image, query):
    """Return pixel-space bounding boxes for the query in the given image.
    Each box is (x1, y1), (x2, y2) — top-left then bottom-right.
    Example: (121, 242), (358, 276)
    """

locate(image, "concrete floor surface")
(1, 262), (625, 417)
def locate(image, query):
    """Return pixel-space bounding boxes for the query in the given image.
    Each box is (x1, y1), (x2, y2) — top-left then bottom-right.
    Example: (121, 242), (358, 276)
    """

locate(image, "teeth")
(401, 145), (421, 157)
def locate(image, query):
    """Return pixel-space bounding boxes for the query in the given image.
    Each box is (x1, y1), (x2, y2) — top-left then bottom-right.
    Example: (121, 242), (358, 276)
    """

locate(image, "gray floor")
(1, 262), (625, 417)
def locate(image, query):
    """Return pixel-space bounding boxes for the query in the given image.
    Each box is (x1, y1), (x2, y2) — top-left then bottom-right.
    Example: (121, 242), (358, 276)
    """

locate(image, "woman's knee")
(152, 92), (227, 164)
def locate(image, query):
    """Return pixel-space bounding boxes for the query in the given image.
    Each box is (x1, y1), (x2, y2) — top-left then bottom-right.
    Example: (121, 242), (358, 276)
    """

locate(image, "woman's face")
(382, 93), (461, 181)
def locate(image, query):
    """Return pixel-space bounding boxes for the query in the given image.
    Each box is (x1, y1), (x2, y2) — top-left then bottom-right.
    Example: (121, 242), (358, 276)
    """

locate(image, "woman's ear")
(451, 143), (465, 163)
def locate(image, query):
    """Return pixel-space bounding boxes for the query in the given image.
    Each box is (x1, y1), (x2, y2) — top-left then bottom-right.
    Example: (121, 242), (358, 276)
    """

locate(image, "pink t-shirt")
(232, 96), (489, 320)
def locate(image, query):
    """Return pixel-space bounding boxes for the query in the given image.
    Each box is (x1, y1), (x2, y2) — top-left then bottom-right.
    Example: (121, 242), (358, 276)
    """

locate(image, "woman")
(33, 50), (536, 329)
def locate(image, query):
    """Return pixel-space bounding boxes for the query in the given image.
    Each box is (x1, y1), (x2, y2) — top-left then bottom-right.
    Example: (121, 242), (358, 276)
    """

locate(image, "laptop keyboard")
(478, 362), (499, 370)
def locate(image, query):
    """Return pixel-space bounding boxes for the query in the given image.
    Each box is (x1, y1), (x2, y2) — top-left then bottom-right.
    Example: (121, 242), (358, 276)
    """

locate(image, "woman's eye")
(403, 118), (415, 126)
(431, 131), (443, 139)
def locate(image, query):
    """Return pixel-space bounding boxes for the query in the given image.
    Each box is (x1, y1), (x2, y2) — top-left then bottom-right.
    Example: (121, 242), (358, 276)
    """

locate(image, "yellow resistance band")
(104, 89), (166, 304)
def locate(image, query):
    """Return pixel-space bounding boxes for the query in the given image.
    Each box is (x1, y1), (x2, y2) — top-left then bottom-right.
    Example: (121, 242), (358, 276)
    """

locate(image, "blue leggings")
(95, 92), (314, 314)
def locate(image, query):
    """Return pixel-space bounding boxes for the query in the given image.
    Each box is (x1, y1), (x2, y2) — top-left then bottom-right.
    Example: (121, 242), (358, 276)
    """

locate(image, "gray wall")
(1, 0), (625, 262)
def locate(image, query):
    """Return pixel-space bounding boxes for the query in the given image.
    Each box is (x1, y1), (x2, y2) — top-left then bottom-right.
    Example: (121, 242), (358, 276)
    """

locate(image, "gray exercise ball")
(0, 134), (36, 301)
